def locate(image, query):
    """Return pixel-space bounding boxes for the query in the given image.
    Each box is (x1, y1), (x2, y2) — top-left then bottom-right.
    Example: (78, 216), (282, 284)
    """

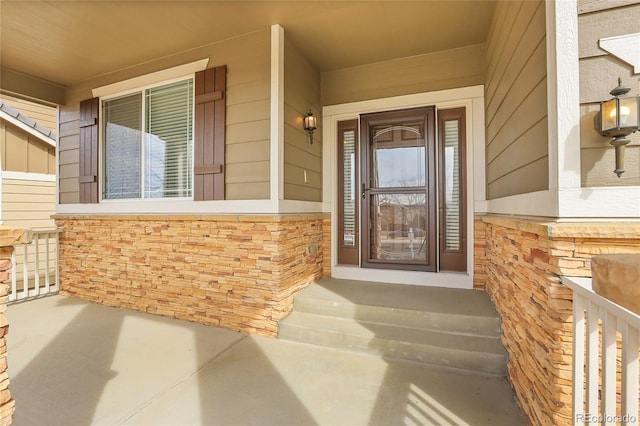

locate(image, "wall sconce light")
(303, 110), (317, 145)
(594, 78), (640, 177)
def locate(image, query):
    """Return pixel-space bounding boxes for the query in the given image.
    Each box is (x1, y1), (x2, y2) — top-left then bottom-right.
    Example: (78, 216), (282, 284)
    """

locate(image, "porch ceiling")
(1, 1), (495, 103)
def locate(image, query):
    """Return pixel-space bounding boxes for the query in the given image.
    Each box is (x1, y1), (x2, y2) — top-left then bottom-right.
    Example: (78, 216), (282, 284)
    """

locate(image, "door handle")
(362, 183), (367, 199)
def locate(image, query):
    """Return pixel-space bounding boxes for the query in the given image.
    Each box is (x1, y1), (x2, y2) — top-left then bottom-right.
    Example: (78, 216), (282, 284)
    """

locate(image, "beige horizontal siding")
(578, 2), (640, 187)
(58, 28), (271, 203)
(284, 39), (322, 202)
(2, 179), (56, 229)
(321, 43), (485, 106)
(0, 94), (57, 133)
(578, 0), (640, 14)
(484, 0), (548, 200)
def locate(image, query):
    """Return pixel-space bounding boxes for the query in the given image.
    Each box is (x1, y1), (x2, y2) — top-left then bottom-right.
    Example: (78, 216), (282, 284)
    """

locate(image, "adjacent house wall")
(321, 43), (485, 106)
(1, 180), (56, 229)
(484, 0), (548, 199)
(578, 1), (640, 186)
(0, 122), (55, 175)
(0, 95), (57, 134)
(0, 120), (57, 229)
(58, 29), (271, 204)
(283, 39), (322, 202)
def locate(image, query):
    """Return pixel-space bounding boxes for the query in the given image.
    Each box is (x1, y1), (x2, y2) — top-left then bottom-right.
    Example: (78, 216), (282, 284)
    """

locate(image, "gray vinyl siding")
(484, 0), (548, 200)
(321, 44), (485, 106)
(578, 1), (640, 187)
(58, 29), (271, 203)
(283, 39), (322, 202)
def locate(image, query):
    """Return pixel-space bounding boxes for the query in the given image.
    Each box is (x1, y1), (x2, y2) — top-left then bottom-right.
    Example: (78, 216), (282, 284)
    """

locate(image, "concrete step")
(291, 277), (502, 337)
(278, 278), (508, 376)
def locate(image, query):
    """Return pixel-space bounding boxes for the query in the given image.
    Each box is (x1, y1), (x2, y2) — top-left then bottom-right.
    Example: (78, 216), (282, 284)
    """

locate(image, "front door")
(360, 107), (436, 271)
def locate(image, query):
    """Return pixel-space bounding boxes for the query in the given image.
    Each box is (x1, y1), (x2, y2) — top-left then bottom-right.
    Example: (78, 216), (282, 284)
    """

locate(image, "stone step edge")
(279, 311), (507, 355)
(278, 321), (507, 376)
(291, 297), (502, 338)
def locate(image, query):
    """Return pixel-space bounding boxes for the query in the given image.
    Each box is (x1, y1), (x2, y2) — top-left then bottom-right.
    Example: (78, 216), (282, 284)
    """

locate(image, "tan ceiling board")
(1, 1), (495, 92)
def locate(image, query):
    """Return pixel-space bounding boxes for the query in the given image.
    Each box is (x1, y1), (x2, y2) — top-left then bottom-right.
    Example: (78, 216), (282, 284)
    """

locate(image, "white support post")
(22, 244), (28, 297)
(586, 301), (600, 417)
(622, 325), (639, 425)
(34, 235), (40, 296)
(270, 24), (285, 207)
(44, 233), (51, 292)
(10, 250), (16, 302)
(573, 293), (586, 423)
(601, 312), (618, 423)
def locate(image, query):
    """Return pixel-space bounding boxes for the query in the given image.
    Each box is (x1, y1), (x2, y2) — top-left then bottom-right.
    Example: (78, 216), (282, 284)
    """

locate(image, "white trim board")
(56, 199), (323, 215)
(92, 59), (209, 98)
(270, 24), (285, 202)
(2, 172), (56, 182)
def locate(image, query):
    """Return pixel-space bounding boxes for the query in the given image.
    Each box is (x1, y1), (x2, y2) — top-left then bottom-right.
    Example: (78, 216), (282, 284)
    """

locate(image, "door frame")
(323, 85), (486, 289)
(360, 107), (437, 272)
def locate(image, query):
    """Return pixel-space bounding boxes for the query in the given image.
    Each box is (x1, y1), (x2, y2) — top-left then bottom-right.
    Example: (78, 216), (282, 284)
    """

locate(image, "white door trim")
(322, 85), (485, 289)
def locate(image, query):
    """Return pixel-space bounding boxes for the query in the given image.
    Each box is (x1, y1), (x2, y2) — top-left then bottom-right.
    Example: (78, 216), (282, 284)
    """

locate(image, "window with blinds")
(443, 119), (461, 251)
(438, 107), (466, 272)
(337, 120), (359, 265)
(102, 78), (193, 200)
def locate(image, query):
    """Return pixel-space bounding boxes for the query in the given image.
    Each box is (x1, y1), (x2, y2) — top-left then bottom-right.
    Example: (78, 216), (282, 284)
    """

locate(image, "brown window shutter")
(194, 65), (226, 201)
(79, 97), (99, 203)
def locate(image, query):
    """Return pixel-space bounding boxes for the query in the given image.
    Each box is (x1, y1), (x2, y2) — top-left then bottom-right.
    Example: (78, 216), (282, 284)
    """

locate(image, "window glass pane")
(145, 79), (193, 198)
(370, 192), (427, 262)
(342, 129), (356, 246)
(372, 123), (425, 188)
(103, 94), (142, 199)
(444, 119), (461, 251)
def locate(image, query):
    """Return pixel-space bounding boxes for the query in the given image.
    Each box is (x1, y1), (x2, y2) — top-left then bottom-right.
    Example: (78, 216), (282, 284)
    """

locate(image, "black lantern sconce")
(303, 110), (317, 145)
(594, 78), (640, 177)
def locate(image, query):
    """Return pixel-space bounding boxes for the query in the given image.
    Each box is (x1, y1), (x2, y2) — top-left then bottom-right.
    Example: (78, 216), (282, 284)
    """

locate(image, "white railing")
(563, 276), (640, 426)
(9, 228), (61, 302)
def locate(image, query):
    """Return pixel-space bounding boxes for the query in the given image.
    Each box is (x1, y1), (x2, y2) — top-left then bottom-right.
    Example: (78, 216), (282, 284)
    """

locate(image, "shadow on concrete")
(10, 298), (123, 425)
(309, 279), (525, 426)
(7, 295), (317, 426)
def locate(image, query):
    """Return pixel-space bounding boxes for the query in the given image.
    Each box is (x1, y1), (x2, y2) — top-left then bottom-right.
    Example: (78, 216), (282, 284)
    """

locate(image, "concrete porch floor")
(6, 294), (525, 425)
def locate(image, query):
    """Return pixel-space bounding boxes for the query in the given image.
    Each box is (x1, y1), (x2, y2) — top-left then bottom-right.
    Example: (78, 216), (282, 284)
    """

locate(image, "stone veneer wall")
(0, 227), (31, 425)
(474, 214), (640, 426)
(55, 214), (327, 337)
(0, 250), (13, 426)
(322, 217), (331, 277)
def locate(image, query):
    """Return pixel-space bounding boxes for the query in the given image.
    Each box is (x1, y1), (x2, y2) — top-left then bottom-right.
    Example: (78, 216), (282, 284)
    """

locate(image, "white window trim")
(99, 76), (195, 202)
(322, 85), (485, 289)
(92, 59), (208, 98)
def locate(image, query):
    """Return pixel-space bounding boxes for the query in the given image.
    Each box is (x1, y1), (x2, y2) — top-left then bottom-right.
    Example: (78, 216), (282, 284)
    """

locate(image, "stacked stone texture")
(0, 249), (13, 426)
(322, 217), (332, 277)
(55, 214), (327, 337)
(475, 215), (640, 426)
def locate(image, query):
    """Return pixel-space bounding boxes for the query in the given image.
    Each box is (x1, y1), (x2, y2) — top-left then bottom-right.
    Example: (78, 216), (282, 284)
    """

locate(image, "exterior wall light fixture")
(303, 110), (317, 145)
(594, 78), (640, 177)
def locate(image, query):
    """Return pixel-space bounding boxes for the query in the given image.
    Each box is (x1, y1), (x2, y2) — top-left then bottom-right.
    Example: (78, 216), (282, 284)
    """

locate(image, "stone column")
(0, 227), (32, 426)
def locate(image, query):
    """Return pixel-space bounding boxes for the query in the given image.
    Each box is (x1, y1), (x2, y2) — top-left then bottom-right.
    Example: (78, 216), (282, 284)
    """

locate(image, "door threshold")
(331, 265), (472, 289)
